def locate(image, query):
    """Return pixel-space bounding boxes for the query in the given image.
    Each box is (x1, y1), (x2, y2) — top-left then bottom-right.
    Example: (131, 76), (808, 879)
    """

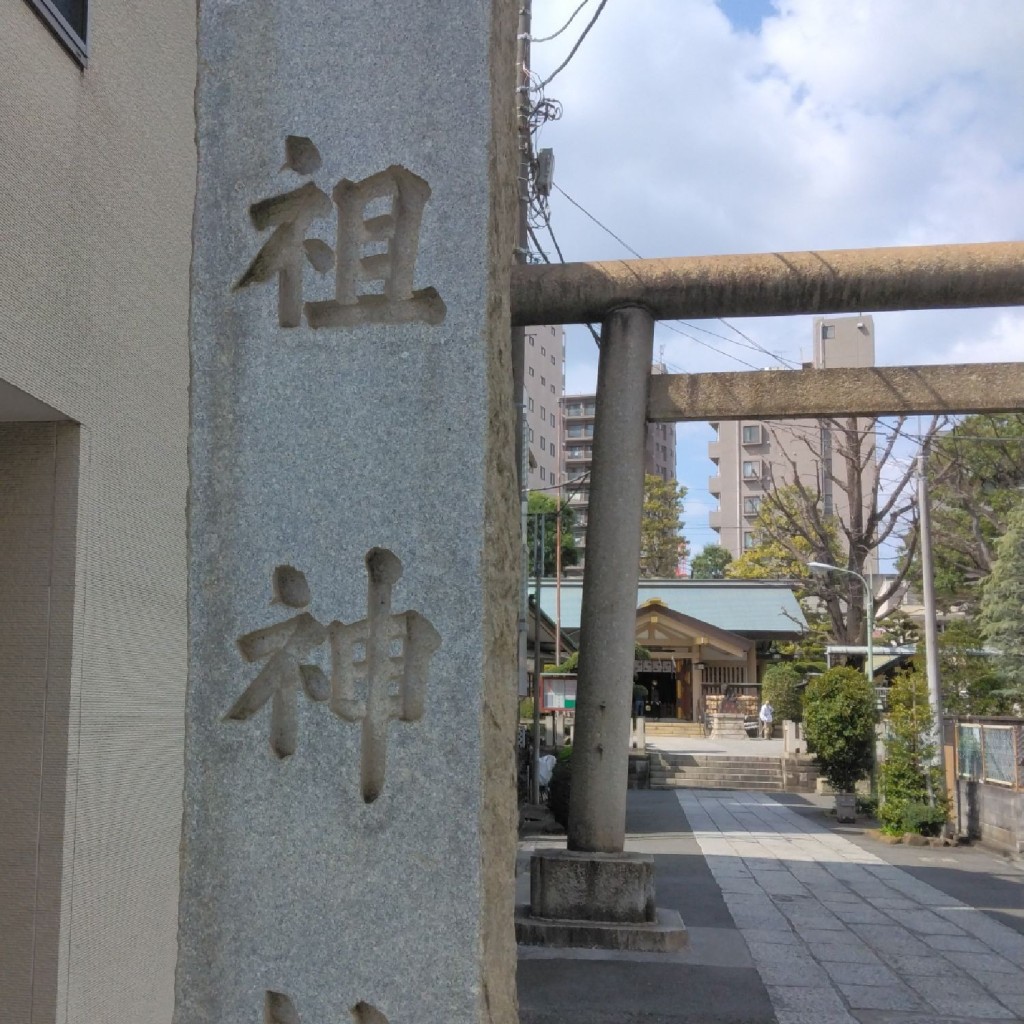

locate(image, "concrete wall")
(958, 780), (1024, 856)
(0, 2), (195, 1021)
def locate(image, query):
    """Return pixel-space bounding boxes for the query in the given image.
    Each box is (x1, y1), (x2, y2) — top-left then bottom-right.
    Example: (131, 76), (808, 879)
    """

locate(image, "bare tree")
(752, 415), (942, 645)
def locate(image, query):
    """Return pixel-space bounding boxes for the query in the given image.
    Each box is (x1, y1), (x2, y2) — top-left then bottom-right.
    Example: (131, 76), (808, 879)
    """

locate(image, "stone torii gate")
(512, 240), (1024, 946)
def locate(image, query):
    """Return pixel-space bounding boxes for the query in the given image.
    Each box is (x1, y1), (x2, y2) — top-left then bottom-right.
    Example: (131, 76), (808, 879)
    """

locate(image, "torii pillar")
(515, 240), (1024, 948)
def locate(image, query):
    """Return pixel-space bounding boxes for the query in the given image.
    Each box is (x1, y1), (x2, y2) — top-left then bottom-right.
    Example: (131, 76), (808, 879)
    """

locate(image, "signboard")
(633, 659), (676, 674)
(539, 674), (577, 712)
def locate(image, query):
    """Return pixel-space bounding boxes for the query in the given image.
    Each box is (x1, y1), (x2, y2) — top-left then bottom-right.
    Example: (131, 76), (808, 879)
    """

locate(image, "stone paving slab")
(677, 790), (1024, 1022)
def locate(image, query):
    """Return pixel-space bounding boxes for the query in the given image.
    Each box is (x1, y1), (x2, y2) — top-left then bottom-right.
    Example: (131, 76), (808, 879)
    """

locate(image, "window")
(529, 335), (535, 346)
(550, 385), (556, 395)
(25, 0), (87, 62)
(742, 424), (761, 445)
(541, 376), (546, 387)
(541, 346), (546, 356)
(539, 467), (546, 482)
(743, 532), (756, 550)
(528, 397), (534, 412)
(528, 367), (535, 377)
(540, 405), (546, 420)
(821, 323), (835, 339)
(742, 460), (760, 480)
(529, 428), (534, 442)
(743, 496), (761, 516)
(550, 413), (555, 427)
(551, 355), (556, 365)
(549, 442), (555, 457)
(539, 435), (546, 450)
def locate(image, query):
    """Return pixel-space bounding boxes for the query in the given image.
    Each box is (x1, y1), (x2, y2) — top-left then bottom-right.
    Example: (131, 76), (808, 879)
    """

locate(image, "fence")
(953, 717), (1024, 790)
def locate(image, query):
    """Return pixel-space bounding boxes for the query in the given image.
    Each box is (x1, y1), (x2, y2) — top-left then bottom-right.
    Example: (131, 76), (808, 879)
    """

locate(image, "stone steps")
(647, 753), (819, 793)
(643, 721), (706, 737)
(651, 765), (778, 778)
(651, 777), (788, 792)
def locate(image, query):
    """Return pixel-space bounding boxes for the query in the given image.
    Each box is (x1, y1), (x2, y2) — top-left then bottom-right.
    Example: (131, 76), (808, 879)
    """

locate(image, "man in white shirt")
(758, 700), (774, 740)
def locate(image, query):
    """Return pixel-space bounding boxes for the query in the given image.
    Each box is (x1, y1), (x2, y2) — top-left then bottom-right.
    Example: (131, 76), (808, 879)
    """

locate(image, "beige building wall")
(0, 3), (195, 1022)
(709, 316), (878, 565)
(0, 423), (80, 1024)
(525, 324), (566, 492)
(562, 372), (679, 569)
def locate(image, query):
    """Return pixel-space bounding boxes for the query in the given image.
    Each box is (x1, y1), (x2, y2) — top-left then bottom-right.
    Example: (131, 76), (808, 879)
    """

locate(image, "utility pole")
(514, 0), (532, 705)
(531, 514), (544, 804)
(917, 448), (945, 768)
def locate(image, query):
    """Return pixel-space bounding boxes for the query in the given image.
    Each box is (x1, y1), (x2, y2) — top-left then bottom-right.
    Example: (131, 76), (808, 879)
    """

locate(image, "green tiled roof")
(538, 580), (807, 638)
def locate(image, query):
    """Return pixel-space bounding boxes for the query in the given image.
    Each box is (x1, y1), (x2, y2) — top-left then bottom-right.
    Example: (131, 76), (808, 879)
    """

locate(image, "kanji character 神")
(328, 548), (441, 803)
(224, 565), (329, 758)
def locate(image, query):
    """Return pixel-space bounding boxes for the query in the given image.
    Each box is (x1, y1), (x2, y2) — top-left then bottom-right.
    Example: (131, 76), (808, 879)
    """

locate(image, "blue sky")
(529, 1), (1024, 567)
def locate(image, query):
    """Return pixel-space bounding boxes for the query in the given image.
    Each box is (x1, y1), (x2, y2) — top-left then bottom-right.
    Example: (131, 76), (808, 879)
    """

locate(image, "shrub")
(855, 795), (878, 817)
(879, 672), (948, 836)
(760, 664), (803, 723)
(803, 666), (875, 793)
(519, 697), (534, 721)
(899, 801), (947, 837)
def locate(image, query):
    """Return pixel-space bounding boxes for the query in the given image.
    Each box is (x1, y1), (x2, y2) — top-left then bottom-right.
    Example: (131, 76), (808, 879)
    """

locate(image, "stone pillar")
(517, 307), (686, 952)
(568, 307), (655, 854)
(174, 4), (519, 1024)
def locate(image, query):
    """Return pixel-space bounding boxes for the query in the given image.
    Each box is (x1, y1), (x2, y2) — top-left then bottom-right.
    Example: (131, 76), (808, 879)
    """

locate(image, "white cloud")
(529, 1), (1023, 546)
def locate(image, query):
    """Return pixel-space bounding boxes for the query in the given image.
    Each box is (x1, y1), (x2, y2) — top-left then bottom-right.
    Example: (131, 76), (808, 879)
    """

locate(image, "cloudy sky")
(527, 0), (1024, 560)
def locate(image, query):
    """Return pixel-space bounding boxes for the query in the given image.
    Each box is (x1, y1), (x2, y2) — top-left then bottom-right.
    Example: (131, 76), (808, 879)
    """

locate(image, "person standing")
(758, 699), (774, 739)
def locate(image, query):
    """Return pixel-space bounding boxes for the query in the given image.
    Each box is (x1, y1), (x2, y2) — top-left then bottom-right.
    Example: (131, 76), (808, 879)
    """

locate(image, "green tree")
(905, 415), (1024, 613)
(526, 491), (577, 576)
(879, 672), (947, 836)
(760, 663), (803, 723)
(690, 544), (732, 579)
(930, 620), (1009, 716)
(980, 502), (1024, 694)
(803, 666), (875, 793)
(640, 474), (687, 577)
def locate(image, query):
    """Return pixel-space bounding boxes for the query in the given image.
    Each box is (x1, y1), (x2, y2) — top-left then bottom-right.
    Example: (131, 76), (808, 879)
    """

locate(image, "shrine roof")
(538, 579), (807, 640)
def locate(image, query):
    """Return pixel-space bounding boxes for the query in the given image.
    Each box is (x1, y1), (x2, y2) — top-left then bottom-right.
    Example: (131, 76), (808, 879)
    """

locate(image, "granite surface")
(175, 3), (519, 1022)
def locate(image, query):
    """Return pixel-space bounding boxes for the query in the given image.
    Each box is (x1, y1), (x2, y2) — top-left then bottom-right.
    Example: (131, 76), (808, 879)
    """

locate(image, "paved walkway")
(518, 789), (1024, 1024)
(681, 790), (1024, 1023)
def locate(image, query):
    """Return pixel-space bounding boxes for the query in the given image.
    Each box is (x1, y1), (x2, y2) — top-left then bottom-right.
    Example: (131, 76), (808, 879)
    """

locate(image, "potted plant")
(803, 666), (875, 823)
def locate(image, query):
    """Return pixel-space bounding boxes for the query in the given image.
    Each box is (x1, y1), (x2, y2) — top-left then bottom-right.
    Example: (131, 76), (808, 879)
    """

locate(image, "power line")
(537, 0), (610, 89)
(552, 182), (796, 370)
(553, 181), (641, 257)
(531, 0), (591, 43)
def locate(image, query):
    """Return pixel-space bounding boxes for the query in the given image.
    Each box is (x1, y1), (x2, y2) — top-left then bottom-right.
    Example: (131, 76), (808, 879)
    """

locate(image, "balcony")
(708, 475), (721, 496)
(708, 440), (722, 461)
(708, 508), (722, 529)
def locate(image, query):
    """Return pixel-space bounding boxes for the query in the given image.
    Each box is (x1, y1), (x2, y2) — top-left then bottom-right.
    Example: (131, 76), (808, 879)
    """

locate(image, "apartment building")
(524, 324), (566, 491)
(561, 364), (678, 568)
(1, 3), (195, 1021)
(707, 315), (877, 564)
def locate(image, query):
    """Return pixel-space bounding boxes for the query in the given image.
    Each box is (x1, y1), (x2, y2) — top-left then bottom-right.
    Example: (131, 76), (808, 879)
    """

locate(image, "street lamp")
(808, 560), (877, 795)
